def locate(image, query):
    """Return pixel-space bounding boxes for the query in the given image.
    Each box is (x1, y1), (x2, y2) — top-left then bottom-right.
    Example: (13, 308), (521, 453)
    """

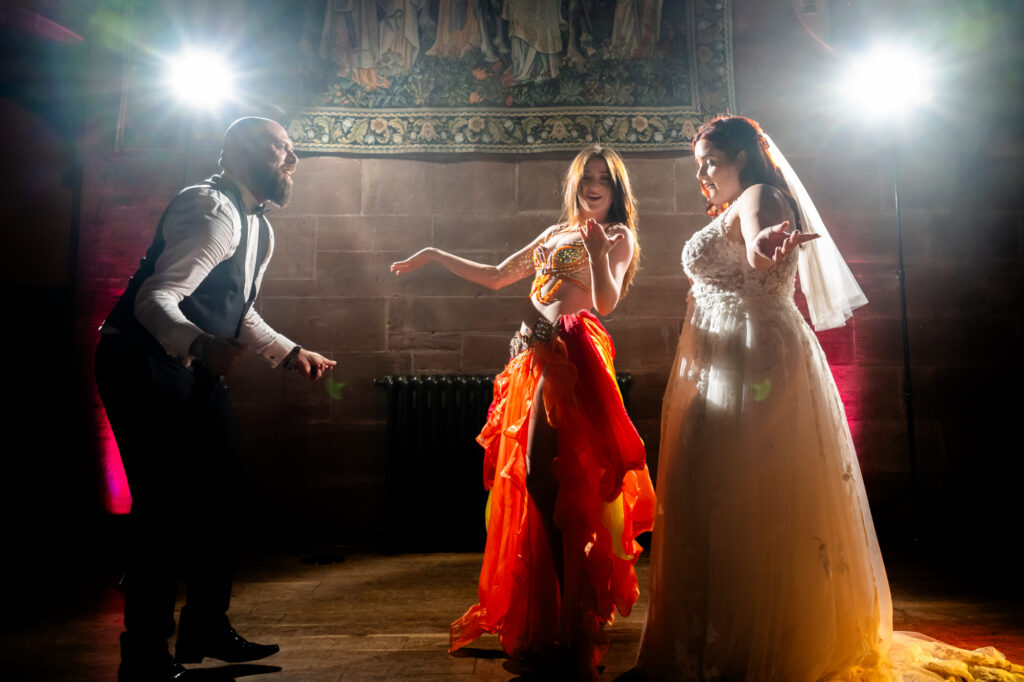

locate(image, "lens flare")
(841, 46), (934, 119)
(166, 49), (235, 110)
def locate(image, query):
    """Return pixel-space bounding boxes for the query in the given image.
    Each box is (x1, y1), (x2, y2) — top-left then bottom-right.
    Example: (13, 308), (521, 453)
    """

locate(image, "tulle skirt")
(638, 295), (1024, 681)
(450, 311), (656, 679)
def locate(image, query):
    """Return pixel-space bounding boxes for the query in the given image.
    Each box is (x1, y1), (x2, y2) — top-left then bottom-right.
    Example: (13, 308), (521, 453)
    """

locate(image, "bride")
(637, 115), (1024, 681)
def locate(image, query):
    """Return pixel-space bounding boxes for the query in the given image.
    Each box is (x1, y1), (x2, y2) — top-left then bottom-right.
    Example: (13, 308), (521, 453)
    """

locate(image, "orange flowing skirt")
(450, 311), (656, 678)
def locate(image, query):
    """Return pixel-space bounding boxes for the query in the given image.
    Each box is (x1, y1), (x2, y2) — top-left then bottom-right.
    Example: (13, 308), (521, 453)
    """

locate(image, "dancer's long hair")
(561, 145), (640, 296)
(694, 116), (800, 229)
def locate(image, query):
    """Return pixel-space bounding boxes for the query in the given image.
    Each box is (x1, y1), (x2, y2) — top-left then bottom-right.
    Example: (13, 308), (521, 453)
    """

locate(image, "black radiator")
(376, 373), (635, 553)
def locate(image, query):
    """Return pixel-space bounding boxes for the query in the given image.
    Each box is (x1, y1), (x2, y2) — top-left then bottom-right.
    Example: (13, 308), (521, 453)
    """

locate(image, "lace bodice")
(682, 207), (798, 313)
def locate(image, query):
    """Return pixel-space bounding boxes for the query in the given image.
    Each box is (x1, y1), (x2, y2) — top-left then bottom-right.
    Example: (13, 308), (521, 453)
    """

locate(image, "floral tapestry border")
(289, 0), (734, 155)
(291, 107), (710, 153)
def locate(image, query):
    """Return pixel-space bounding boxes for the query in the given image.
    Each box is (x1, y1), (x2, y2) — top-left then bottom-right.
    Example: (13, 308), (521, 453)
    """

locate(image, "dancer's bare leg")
(526, 375), (563, 588)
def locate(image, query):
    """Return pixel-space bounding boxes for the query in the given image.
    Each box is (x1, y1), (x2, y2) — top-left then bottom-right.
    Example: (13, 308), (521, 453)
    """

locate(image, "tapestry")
(289, 0), (735, 154)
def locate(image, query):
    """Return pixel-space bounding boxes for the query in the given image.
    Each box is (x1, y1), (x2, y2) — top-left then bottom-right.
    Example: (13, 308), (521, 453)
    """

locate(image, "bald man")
(96, 118), (335, 681)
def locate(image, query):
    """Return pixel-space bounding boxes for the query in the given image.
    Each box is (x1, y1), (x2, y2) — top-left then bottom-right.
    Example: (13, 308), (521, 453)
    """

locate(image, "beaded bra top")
(530, 230), (591, 304)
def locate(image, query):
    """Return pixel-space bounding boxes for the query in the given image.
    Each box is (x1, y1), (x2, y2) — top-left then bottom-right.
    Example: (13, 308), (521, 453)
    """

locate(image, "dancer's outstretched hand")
(580, 218), (623, 258)
(390, 249), (434, 275)
(753, 221), (820, 263)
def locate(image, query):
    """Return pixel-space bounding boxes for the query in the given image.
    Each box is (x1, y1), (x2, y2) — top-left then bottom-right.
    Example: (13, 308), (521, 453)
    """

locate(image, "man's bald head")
(219, 117), (281, 170)
(217, 117), (296, 206)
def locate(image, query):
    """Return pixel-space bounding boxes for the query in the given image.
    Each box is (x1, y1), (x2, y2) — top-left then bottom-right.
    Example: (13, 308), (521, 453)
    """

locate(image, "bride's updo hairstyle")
(562, 145), (641, 296)
(694, 116), (799, 228)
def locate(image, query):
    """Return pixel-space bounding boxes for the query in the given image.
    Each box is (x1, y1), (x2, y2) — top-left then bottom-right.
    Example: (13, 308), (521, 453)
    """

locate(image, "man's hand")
(292, 349), (337, 381)
(204, 338), (247, 376)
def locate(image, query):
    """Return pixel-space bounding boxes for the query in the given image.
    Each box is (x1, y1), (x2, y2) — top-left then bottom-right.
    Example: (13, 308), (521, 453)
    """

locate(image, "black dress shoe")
(175, 608), (279, 663)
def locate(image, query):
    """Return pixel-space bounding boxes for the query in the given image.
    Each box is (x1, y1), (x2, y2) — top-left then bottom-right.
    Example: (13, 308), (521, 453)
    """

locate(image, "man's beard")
(254, 166), (293, 207)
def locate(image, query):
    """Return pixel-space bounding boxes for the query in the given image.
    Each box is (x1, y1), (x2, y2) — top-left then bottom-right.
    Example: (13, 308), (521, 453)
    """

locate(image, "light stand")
(892, 147), (918, 497)
(841, 45), (933, 501)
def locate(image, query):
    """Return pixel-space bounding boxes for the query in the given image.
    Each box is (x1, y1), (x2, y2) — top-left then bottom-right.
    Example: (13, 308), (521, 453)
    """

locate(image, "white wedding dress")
(637, 207), (1024, 681)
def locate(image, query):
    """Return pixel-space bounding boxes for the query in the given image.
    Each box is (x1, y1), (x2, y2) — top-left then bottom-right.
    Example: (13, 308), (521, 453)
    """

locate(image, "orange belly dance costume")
(449, 231), (657, 679)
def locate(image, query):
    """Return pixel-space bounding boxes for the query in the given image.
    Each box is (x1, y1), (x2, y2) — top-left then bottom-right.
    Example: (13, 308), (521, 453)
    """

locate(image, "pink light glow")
(817, 322), (864, 469)
(797, 286), (864, 456)
(89, 281), (136, 516)
(97, 407), (132, 514)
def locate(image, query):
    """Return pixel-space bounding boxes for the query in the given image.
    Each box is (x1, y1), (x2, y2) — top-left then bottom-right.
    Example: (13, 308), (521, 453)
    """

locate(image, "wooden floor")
(1, 550), (1022, 681)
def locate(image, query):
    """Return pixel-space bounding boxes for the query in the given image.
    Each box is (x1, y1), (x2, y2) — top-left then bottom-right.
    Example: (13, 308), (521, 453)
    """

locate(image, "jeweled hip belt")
(509, 317), (559, 358)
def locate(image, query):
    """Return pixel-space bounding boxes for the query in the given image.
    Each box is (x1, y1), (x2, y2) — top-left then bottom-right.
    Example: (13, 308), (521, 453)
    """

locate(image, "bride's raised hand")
(390, 248), (434, 275)
(580, 218), (623, 258)
(753, 221), (820, 263)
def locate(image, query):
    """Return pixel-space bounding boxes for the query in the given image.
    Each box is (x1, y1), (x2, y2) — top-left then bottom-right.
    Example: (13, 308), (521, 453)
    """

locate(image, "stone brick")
(93, 205), (166, 231)
(908, 315), (1018, 367)
(411, 350), (464, 373)
(959, 271), (1024, 315)
(227, 353), (287, 408)
(797, 153), (893, 213)
(362, 158), (435, 214)
(83, 148), (182, 207)
(850, 268), (900, 320)
(460, 334), (512, 374)
(614, 276), (690, 319)
(266, 215), (316, 280)
(318, 215), (431, 253)
(387, 331), (463, 352)
(389, 296), (525, 334)
(432, 159), (516, 215)
(816, 210), (899, 266)
(260, 278), (317, 297)
(516, 158), (568, 213)
(282, 156), (361, 216)
(894, 146), (960, 211)
(980, 154), (1024, 211)
(602, 318), (683, 370)
(911, 365), (977, 420)
(315, 251), (401, 297)
(260, 297), (388, 353)
(639, 213), (705, 277)
(623, 156), (677, 214)
(897, 208), (956, 264)
(976, 211), (1024, 264)
(815, 323), (856, 366)
(852, 315), (905, 367)
(829, 364), (903, 422)
(432, 213), (547, 252)
(848, 419), (909, 476)
(326, 351), (413, 422)
(673, 158), (711, 215)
